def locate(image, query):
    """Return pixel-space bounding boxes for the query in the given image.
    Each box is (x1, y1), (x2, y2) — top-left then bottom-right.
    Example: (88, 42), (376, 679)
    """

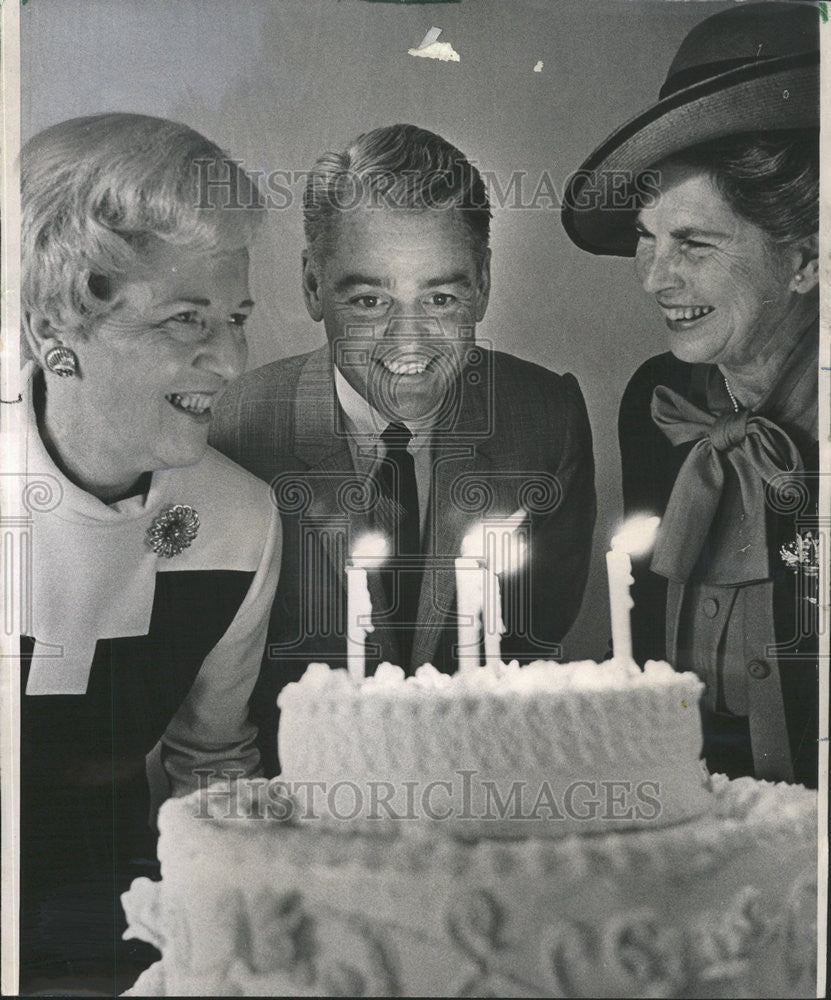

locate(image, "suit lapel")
(290, 348), (402, 666)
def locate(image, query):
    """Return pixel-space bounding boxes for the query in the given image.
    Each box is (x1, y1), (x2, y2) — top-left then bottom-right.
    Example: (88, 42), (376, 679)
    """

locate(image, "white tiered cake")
(122, 659), (817, 998)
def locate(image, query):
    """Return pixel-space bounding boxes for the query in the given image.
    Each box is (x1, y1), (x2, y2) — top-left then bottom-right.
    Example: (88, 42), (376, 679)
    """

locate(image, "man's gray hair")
(303, 123), (491, 267)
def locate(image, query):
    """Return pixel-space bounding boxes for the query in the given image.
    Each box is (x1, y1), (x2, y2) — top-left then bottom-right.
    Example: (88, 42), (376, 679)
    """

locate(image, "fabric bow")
(649, 385), (803, 585)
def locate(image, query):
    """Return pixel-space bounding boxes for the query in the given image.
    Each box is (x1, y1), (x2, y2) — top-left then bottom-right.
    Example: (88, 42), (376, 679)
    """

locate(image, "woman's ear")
(301, 249), (324, 322)
(23, 312), (61, 363)
(24, 312), (82, 377)
(791, 234), (819, 294)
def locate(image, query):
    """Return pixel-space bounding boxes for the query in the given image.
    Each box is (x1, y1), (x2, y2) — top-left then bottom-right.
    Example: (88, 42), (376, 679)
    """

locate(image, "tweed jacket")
(211, 345), (596, 774)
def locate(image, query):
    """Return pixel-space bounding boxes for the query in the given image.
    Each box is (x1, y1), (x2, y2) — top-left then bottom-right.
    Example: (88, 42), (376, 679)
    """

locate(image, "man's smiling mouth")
(376, 344), (444, 376)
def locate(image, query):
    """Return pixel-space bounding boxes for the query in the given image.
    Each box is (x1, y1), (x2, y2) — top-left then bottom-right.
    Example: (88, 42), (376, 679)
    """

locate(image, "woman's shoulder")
(158, 450), (277, 572)
(624, 351), (694, 397)
(620, 352), (694, 421)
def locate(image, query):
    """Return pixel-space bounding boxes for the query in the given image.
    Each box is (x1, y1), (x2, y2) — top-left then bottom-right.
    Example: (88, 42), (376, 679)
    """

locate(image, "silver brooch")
(146, 504), (200, 558)
(780, 529), (819, 605)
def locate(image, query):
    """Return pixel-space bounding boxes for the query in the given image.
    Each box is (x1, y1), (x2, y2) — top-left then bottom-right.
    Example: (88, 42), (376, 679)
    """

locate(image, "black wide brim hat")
(561, 2), (820, 257)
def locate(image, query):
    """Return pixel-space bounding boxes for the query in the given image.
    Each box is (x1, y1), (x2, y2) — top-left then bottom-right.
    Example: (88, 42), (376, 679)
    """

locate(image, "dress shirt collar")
(333, 365), (430, 453)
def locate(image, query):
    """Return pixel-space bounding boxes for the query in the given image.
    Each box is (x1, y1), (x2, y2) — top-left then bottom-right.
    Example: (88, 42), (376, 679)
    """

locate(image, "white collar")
(333, 365), (430, 452)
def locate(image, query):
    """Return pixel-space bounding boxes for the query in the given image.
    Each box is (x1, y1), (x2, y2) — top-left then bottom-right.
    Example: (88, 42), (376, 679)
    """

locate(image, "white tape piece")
(418, 26), (442, 49)
(408, 41), (460, 63)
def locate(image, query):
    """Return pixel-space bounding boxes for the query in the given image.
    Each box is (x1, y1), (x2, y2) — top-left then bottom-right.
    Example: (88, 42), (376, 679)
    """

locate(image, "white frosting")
(123, 775), (817, 998)
(288, 658), (678, 697)
(276, 660), (711, 836)
(118, 660), (818, 998)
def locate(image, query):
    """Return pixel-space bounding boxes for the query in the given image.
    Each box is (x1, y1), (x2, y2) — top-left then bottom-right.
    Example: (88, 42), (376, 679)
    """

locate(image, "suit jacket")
(211, 345), (596, 774)
(619, 352), (818, 787)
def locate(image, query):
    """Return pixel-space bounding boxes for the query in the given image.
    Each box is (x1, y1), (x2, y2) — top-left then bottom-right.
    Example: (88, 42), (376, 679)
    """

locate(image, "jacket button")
(747, 659), (771, 680)
(702, 597), (719, 618)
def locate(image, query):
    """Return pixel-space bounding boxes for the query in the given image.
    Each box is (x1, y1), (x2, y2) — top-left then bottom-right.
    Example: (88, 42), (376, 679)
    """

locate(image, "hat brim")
(561, 52), (819, 256)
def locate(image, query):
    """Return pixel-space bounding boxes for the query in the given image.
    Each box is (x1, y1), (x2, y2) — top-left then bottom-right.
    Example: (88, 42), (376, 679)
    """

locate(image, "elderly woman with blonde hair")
(18, 113), (280, 993)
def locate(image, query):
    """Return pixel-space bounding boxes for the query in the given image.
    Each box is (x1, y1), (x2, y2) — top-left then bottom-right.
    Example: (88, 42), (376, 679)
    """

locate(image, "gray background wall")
(21, 0), (738, 660)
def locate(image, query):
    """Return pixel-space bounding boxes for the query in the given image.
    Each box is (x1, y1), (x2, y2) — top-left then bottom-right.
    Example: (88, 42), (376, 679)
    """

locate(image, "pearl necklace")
(723, 375), (740, 413)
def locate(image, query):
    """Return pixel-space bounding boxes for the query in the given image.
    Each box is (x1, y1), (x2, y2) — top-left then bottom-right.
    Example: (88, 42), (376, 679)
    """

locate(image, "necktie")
(649, 385), (803, 585)
(376, 422), (421, 666)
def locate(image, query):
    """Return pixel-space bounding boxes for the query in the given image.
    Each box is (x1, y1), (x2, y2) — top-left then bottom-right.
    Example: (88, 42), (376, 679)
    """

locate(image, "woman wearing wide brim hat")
(562, 2), (820, 788)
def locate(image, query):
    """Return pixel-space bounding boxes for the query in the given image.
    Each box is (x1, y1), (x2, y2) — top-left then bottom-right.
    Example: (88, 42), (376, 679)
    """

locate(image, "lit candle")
(606, 516), (660, 665)
(346, 532), (388, 681)
(483, 510), (527, 669)
(456, 528), (485, 673)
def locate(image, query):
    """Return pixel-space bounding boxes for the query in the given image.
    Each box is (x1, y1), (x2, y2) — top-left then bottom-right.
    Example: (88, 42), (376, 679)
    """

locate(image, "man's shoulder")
(486, 348), (585, 415)
(221, 347), (326, 409)
(475, 349), (590, 464)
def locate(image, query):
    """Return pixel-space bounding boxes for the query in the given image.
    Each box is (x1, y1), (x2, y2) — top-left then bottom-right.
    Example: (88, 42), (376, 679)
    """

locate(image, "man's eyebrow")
(424, 273), (472, 289)
(333, 274), (390, 292)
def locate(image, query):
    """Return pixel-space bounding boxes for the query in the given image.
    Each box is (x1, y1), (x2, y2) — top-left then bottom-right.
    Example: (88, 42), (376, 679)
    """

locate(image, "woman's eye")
(229, 313), (249, 328)
(169, 310), (200, 325)
(681, 239), (713, 252)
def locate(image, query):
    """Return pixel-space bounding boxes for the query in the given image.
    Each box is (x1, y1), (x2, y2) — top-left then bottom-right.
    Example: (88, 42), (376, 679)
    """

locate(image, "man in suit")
(210, 124), (596, 774)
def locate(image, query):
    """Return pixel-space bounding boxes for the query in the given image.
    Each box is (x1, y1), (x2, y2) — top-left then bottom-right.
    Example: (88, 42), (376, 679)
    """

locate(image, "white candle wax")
(345, 563), (373, 681)
(346, 533), (388, 681)
(455, 556), (484, 673)
(606, 516), (660, 666)
(482, 512), (526, 670)
(483, 566), (505, 670)
(606, 548), (634, 665)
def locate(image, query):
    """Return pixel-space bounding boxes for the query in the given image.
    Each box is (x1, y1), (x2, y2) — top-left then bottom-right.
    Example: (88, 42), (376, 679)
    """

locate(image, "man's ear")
(302, 249), (324, 322)
(475, 248), (492, 323)
(791, 234), (819, 294)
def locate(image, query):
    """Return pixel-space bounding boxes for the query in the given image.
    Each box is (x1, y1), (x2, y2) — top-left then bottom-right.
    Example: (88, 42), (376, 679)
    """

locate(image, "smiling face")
(42, 241), (252, 496)
(303, 205), (490, 426)
(635, 161), (805, 367)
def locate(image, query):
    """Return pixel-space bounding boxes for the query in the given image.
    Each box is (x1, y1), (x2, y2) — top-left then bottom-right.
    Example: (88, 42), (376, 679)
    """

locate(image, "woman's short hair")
(22, 113), (263, 333)
(303, 123), (491, 268)
(665, 129), (818, 246)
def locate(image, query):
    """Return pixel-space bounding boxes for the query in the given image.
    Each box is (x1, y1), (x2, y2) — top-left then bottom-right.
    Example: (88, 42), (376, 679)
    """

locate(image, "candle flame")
(352, 532), (389, 560)
(463, 510), (528, 573)
(461, 525), (483, 558)
(611, 515), (660, 556)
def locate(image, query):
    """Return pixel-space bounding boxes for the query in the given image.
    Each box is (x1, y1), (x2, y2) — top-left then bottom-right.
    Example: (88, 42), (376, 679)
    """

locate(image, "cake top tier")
(278, 658), (704, 703)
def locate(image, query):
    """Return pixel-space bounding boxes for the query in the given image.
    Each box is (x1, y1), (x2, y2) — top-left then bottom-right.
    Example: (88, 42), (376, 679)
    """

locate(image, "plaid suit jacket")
(210, 345), (596, 773)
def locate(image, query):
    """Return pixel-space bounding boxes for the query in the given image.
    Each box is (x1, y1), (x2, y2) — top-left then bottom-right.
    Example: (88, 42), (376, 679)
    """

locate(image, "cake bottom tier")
(123, 774), (817, 998)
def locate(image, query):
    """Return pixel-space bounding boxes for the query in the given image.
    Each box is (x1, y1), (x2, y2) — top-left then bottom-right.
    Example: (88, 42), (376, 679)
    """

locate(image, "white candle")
(607, 516), (660, 665)
(346, 533), (388, 681)
(483, 510), (527, 669)
(456, 527), (485, 673)
(483, 567), (505, 670)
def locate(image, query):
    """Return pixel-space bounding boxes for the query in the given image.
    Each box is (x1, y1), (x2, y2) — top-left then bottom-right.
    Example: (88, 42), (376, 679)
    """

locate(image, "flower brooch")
(780, 529), (819, 605)
(146, 504), (200, 558)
